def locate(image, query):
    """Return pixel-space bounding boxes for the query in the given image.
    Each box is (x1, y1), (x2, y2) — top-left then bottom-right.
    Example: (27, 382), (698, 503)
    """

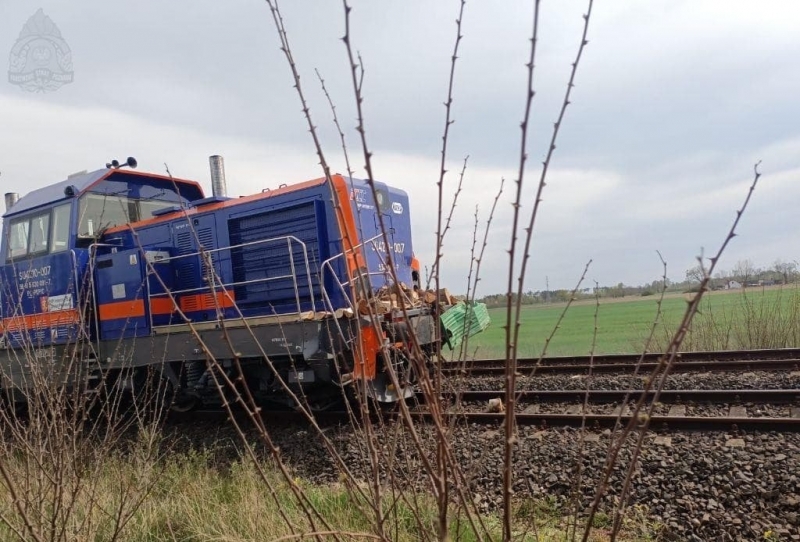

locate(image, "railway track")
(414, 411), (800, 432)
(436, 388), (800, 404)
(414, 388), (800, 431)
(461, 347), (800, 367)
(177, 347), (800, 433)
(241, 408), (800, 433)
(442, 357), (800, 376)
(182, 386), (800, 433)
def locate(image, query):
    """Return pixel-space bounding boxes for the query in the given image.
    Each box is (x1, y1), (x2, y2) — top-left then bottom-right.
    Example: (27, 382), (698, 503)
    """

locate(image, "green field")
(463, 286), (800, 359)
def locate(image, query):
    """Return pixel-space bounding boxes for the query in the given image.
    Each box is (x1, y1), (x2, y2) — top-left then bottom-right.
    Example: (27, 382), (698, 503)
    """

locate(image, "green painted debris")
(440, 302), (491, 349)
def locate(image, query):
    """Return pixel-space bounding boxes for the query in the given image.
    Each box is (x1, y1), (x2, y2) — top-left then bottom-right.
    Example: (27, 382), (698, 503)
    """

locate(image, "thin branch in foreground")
(428, 154), (469, 290)
(501, 4), (541, 536)
(315, 68), (356, 182)
(261, 9), (399, 536)
(603, 250), (670, 445)
(264, 0), (332, 182)
(458, 178), (505, 363)
(503, 3), (593, 537)
(432, 0), (467, 291)
(532, 261), (592, 369)
(429, 4), (466, 537)
(568, 280), (602, 541)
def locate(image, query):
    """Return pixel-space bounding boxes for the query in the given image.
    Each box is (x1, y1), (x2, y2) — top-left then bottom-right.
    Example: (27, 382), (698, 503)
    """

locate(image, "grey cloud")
(1, 1), (798, 294)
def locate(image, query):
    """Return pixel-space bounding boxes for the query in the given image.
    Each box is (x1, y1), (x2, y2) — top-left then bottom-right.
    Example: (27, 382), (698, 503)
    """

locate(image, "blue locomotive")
(0, 156), (442, 410)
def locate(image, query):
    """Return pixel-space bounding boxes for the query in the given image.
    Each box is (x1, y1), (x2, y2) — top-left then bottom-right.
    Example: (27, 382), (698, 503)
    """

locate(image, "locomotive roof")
(103, 176), (329, 234)
(3, 169), (203, 218)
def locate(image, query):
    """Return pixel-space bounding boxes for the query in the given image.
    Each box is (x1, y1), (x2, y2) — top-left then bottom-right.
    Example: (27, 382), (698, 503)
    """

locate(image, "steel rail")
(175, 405), (800, 433)
(436, 389), (800, 404)
(442, 358), (800, 376)
(452, 347), (800, 367)
(428, 412), (800, 432)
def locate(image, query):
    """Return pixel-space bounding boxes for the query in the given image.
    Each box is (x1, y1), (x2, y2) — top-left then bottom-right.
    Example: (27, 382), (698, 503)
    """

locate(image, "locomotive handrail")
(87, 243), (116, 349)
(70, 248), (96, 349)
(319, 235), (374, 347)
(146, 235), (317, 324)
(319, 233), (384, 306)
(319, 233), (394, 345)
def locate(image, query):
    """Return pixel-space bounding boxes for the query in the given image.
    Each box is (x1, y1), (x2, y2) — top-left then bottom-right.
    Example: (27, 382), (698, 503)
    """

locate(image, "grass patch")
(466, 285), (800, 358)
(0, 446), (655, 541)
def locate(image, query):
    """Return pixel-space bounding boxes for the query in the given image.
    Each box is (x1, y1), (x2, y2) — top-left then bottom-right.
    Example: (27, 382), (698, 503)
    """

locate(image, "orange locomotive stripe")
(2, 308), (81, 332)
(330, 175), (382, 380)
(353, 323), (380, 379)
(150, 297), (178, 316)
(100, 290), (236, 321)
(330, 175), (366, 275)
(178, 291), (236, 313)
(98, 299), (146, 321)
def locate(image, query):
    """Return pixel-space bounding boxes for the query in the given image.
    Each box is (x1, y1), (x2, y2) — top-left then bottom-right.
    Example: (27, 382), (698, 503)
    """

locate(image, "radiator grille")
(228, 203), (321, 313)
(175, 227), (217, 290)
(175, 231), (198, 289)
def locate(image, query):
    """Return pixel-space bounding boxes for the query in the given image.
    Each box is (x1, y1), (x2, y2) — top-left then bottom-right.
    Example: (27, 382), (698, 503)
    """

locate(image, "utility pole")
(545, 275), (550, 304)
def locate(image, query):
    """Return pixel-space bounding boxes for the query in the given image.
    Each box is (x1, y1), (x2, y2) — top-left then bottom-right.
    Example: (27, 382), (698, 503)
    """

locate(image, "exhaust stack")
(4, 193), (19, 212)
(209, 155), (228, 198)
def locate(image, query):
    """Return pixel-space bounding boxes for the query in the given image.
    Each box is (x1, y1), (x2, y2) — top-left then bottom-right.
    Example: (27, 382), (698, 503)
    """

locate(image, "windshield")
(77, 194), (179, 237)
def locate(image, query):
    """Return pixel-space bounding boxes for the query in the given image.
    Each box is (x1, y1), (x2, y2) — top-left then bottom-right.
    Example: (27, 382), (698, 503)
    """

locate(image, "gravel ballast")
(167, 412), (800, 541)
(457, 370), (800, 392)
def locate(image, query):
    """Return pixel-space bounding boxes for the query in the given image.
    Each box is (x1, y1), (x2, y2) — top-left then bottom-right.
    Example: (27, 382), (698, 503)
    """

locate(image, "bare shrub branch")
(583, 162), (764, 541)
(502, 3), (593, 536)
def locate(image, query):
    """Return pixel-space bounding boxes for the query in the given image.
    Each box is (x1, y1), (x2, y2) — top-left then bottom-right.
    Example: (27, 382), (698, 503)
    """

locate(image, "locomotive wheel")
(116, 367), (198, 417)
(303, 398), (341, 412)
(296, 387), (343, 412)
(168, 392), (199, 413)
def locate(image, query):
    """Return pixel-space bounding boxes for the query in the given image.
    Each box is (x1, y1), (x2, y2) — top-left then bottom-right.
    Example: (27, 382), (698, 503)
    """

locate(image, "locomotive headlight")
(375, 189), (392, 212)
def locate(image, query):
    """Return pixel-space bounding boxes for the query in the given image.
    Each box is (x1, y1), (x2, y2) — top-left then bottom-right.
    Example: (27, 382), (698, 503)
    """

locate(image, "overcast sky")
(1, 1), (798, 295)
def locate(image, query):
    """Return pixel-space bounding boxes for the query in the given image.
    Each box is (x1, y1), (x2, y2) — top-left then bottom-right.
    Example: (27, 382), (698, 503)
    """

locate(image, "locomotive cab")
(1, 168), (202, 350)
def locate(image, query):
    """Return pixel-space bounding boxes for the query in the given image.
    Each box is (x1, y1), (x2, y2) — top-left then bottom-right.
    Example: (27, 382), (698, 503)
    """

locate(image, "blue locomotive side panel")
(1, 167), (204, 350)
(228, 199), (327, 316)
(105, 178), (350, 325)
(0, 251), (82, 347)
(347, 178), (415, 289)
(144, 249), (178, 327)
(94, 249), (150, 340)
(97, 176), (420, 328)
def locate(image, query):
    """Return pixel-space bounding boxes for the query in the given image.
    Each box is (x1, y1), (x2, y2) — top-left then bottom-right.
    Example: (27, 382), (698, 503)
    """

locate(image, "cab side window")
(29, 213), (50, 255)
(8, 219), (29, 258)
(5, 207), (66, 261)
(51, 204), (71, 253)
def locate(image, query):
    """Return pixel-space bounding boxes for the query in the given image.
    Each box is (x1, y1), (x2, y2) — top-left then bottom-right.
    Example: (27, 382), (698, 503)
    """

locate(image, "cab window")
(8, 219), (29, 258)
(28, 213), (50, 254)
(78, 194), (135, 237)
(51, 203), (71, 253)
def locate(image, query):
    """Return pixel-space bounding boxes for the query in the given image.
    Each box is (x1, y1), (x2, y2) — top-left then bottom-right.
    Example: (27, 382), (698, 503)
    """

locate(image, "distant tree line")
(478, 258), (798, 308)
(684, 258), (798, 290)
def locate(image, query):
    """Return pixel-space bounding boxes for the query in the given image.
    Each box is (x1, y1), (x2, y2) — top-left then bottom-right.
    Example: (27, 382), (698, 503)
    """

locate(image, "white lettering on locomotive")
(373, 241), (406, 254)
(17, 266), (53, 298)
